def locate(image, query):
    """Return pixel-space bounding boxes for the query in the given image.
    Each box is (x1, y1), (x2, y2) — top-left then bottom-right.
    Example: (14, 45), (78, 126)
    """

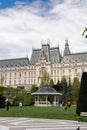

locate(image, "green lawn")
(0, 106), (87, 121)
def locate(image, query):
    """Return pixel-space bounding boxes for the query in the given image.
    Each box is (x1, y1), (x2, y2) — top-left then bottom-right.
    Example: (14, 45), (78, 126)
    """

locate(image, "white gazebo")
(32, 84), (62, 106)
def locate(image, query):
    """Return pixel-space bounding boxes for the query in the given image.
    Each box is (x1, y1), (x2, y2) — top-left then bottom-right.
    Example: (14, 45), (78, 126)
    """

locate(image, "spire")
(63, 39), (71, 56)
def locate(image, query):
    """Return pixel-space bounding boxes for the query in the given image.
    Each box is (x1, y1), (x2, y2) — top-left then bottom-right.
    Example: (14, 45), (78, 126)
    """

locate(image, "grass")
(0, 106), (87, 122)
(0, 106), (76, 120)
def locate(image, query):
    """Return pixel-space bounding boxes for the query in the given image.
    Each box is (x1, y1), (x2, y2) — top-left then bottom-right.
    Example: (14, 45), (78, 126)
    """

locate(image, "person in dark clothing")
(6, 100), (10, 111)
(6, 98), (10, 111)
(76, 126), (80, 130)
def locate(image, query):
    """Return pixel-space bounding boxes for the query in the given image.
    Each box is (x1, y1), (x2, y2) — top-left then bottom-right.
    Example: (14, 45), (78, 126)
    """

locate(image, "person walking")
(19, 102), (22, 111)
(6, 98), (10, 111)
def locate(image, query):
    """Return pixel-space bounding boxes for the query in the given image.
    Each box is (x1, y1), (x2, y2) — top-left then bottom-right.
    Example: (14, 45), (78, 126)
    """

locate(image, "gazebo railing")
(35, 101), (51, 106)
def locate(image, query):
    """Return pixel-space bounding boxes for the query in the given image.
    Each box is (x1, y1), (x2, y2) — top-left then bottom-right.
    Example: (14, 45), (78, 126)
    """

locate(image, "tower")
(63, 39), (71, 56)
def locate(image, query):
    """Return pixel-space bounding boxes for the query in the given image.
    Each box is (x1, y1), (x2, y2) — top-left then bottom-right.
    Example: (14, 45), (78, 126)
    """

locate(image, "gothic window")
(57, 70), (59, 74)
(19, 80), (21, 84)
(51, 70), (53, 75)
(75, 69), (77, 73)
(5, 80), (7, 85)
(14, 80), (16, 84)
(63, 70), (65, 74)
(9, 80), (11, 85)
(69, 69), (71, 74)
(14, 72), (16, 79)
(19, 73), (21, 78)
(10, 72), (11, 79)
(54, 70), (56, 75)
(24, 80), (26, 84)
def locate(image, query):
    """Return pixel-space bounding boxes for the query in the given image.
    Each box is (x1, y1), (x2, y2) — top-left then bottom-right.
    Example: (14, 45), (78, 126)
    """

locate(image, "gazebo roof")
(32, 84), (62, 95)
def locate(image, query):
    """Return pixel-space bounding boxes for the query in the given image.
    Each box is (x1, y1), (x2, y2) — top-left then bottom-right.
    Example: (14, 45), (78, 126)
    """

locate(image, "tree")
(76, 72), (87, 116)
(0, 86), (5, 96)
(49, 79), (54, 87)
(0, 75), (4, 86)
(29, 85), (38, 106)
(67, 77), (72, 102)
(82, 27), (87, 38)
(72, 77), (80, 102)
(40, 71), (50, 87)
(56, 79), (60, 85)
(61, 76), (68, 103)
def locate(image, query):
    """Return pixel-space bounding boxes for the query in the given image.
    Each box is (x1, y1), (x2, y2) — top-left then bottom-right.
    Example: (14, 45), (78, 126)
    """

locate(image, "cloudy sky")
(0, 0), (87, 60)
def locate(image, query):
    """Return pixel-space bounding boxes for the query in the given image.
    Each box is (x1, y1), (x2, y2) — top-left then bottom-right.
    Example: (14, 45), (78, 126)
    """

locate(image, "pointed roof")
(32, 84), (62, 95)
(30, 44), (61, 64)
(63, 39), (71, 56)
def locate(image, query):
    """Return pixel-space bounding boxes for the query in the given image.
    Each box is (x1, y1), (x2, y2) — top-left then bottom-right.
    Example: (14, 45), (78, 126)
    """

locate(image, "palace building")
(0, 39), (87, 90)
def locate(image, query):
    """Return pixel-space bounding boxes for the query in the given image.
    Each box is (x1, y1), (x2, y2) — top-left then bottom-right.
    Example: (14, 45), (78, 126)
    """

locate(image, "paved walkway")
(0, 117), (87, 130)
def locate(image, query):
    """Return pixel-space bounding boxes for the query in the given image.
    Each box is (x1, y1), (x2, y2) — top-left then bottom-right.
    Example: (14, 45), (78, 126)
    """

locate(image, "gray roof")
(32, 85), (62, 95)
(0, 57), (30, 68)
(61, 52), (87, 63)
(30, 44), (61, 64)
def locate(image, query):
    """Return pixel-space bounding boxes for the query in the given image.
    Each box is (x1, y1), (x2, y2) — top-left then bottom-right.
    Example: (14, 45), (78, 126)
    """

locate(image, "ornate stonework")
(0, 40), (87, 90)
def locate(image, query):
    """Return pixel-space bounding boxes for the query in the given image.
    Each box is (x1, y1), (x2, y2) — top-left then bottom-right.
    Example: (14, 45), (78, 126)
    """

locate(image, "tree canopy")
(40, 71), (50, 87)
(82, 27), (87, 38)
(76, 72), (87, 116)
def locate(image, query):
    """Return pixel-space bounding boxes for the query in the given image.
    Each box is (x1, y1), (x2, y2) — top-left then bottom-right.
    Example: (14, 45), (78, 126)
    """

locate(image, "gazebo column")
(57, 96), (59, 105)
(54, 95), (57, 106)
(35, 96), (36, 105)
(37, 95), (40, 105)
(46, 95), (48, 105)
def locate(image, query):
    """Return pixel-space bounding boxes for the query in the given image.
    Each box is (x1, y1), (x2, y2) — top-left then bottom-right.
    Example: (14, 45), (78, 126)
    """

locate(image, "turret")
(63, 39), (71, 56)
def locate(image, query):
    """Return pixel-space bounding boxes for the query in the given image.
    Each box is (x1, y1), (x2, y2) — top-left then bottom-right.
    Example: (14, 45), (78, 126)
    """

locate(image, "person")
(6, 98), (10, 111)
(19, 102), (22, 111)
(76, 126), (80, 130)
(67, 101), (71, 108)
(64, 103), (68, 110)
(59, 101), (64, 111)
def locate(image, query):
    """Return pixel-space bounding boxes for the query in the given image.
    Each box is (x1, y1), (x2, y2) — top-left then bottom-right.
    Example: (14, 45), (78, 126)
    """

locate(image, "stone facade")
(0, 40), (87, 90)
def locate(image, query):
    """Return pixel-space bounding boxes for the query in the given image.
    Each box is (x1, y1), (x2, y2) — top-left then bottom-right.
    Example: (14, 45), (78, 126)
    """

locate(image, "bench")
(80, 112), (87, 117)
(78, 112), (87, 122)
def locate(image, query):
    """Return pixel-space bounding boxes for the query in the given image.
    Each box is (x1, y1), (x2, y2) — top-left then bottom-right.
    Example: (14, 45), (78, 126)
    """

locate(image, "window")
(75, 69), (77, 73)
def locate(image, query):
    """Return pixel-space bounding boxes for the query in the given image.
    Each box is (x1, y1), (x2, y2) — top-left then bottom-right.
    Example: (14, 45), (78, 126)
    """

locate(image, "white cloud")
(0, 0), (87, 60)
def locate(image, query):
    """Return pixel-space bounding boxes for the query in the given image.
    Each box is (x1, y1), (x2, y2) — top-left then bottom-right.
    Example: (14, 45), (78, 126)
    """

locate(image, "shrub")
(76, 72), (87, 115)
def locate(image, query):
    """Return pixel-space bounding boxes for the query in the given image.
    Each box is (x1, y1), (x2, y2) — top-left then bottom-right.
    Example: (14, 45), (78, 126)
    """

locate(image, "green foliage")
(82, 27), (87, 38)
(49, 79), (54, 87)
(76, 72), (87, 115)
(61, 76), (68, 103)
(29, 85), (38, 106)
(67, 77), (72, 102)
(31, 85), (38, 93)
(0, 75), (4, 85)
(0, 86), (29, 106)
(40, 71), (50, 87)
(0, 86), (5, 96)
(0, 106), (77, 121)
(12, 88), (28, 106)
(56, 79), (60, 85)
(72, 77), (80, 102)
(61, 76), (66, 84)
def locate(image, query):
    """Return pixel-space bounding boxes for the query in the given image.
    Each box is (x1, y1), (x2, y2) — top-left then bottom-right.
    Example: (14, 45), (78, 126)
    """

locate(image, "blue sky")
(0, 0), (50, 9)
(0, 0), (87, 59)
